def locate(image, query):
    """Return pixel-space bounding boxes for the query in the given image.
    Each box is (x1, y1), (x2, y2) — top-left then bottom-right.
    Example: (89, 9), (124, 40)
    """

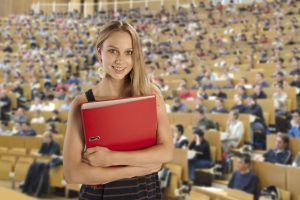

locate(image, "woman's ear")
(97, 48), (102, 63)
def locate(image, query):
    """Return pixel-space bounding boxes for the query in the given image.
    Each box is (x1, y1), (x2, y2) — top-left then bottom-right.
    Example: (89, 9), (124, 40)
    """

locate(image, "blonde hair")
(96, 21), (151, 96)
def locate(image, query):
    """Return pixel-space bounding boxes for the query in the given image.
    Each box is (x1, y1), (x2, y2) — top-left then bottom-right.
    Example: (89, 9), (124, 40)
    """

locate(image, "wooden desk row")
(168, 112), (251, 142)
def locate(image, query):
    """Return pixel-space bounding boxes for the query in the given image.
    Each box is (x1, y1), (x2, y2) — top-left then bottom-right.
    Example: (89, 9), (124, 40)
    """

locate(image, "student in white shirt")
(0, 121), (11, 135)
(222, 109), (244, 151)
(29, 97), (43, 111)
(272, 83), (288, 114)
(41, 98), (55, 111)
(60, 96), (72, 111)
(31, 109), (45, 124)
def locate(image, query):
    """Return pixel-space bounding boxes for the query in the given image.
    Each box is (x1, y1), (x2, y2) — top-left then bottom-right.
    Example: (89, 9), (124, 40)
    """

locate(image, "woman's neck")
(95, 77), (127, 99)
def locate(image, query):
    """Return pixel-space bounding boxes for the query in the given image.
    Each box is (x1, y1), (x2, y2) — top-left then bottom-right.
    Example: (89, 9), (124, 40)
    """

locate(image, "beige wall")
(0, 0), (35, 17)
(0, 0), (70, 17)
(38, 0), (69, 14)
(0, 0), (153, 17)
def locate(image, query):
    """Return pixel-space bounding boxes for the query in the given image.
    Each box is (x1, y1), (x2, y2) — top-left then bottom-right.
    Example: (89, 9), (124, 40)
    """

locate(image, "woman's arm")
(83, 87), (173, 167)
(63, 95), (161, 184)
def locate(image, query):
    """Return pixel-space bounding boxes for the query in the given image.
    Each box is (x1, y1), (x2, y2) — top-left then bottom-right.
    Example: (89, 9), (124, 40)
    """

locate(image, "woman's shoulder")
(70, 93), (88, 109)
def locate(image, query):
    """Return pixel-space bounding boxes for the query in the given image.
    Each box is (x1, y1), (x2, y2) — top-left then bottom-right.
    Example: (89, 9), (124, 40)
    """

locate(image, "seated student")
(31, 110), (45, 124)
(195, 108), (218, 130)
(41, 97), (55, 112)
(0, 90), (12, 121)
(196, 87), (209, 100)
(178, 85), (195, 100)
(290, 74), (300, 92)
(255, 133), (291, 165)
(16, 122), (37, 136)
(188, 128), (212, 181)
(253, 72), (270, 88)
(46, 110), (62, 123)
(153, 77), (169, 92)
(211, 98), (228, 113)
(12, 108), (28, 124)
(288, 110), (300, 138)
(273, 82), (288, 114)
(232, 94), (248, 113)
(222, 110), (244, 151)
(191, 79), (201, 90)
(193, 96), (209, 113)
(246, 95), (266, 127)
(211, 87), (228, 99)
(228, 154), (259, 197)
(173, 124), (189, 149)
(11, 122), (22, 135)
(29, 97), (43, 111)
(170, 97), (189, 112)
(246, 95), (268, 148)
(165, 90), (177, 101)
(236, 85), (249, 100)
(22, 132), (62, 196)
(45, 123), (58, 134)
(60, 96), (72, 111)
(223, 78), (235, 89)
(0, 121), (11, 135)
(252, 84), (267, 99)
(272, 71), (289, 88)
(32, 131), (61, 158)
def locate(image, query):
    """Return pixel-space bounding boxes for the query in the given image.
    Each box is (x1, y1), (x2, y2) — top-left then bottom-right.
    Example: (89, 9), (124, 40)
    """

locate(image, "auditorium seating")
(163, 163), (183, 198)
(1, 0), (300, 199)
(0, 187), (37, 200)
(267, 134), (300, 160)
(251, 161), (299, 200)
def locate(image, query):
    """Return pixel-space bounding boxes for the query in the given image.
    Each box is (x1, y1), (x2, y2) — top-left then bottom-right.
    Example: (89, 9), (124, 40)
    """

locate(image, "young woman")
(63, 21), (173, 200)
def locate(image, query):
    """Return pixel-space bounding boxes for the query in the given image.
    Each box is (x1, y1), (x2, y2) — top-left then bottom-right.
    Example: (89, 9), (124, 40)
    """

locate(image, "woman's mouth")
(112, 66), (126, 74)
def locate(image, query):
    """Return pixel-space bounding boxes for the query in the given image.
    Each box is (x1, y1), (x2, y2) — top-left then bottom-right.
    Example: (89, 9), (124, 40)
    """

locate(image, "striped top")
(79, 89), (162, 200)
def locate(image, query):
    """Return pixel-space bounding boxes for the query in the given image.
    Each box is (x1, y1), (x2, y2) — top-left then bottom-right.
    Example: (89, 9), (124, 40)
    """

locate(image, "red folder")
(81, 95), (157, 151)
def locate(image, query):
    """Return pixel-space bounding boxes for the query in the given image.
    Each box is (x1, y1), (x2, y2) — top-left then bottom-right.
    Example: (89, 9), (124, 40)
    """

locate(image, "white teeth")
(114, 66), (124, 71)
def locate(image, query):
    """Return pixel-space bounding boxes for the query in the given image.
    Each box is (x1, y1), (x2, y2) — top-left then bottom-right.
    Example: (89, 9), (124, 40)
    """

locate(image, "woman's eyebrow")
(107, 45), (118, 49)
(107, 45), (132, 50)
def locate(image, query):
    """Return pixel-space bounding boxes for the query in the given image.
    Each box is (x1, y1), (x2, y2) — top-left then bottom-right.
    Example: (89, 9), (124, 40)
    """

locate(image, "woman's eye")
(127, 50), (133, 55)
(108, 49), (117, 54)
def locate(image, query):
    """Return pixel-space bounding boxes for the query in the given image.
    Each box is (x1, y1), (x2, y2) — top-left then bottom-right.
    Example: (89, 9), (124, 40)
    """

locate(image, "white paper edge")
(82, 95), (155, 110)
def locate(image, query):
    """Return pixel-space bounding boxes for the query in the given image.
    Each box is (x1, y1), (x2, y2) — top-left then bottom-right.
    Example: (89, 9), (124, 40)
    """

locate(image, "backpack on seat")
(22, 162), (50, 197)
(259, 185), (280, 200)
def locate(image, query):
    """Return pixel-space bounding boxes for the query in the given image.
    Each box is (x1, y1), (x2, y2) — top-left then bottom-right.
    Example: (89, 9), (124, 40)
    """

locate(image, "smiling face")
(97, 31), (133, 81)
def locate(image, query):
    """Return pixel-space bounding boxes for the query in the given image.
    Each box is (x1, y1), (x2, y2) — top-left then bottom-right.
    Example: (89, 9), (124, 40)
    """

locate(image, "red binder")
(81, 95), (157, 151)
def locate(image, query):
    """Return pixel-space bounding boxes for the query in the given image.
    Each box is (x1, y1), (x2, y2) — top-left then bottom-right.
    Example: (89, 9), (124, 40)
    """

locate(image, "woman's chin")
(107, 72), (130, 81)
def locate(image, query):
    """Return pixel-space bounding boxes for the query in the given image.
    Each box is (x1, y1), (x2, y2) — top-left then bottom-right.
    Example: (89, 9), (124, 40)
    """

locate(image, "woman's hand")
(82, 146), (113, 167)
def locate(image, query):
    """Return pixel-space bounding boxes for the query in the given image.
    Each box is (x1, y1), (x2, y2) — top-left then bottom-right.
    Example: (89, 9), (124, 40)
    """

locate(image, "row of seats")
(163, 85), (298, 111)
(165, 134), (300, 199)
(168, 112), (251, 143)
(0, 135), (67, 195)
(0, 135), (64, 151)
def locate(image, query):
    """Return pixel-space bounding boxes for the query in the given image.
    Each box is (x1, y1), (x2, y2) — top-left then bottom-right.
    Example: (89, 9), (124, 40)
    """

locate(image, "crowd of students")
(0, 0), (300, 198)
